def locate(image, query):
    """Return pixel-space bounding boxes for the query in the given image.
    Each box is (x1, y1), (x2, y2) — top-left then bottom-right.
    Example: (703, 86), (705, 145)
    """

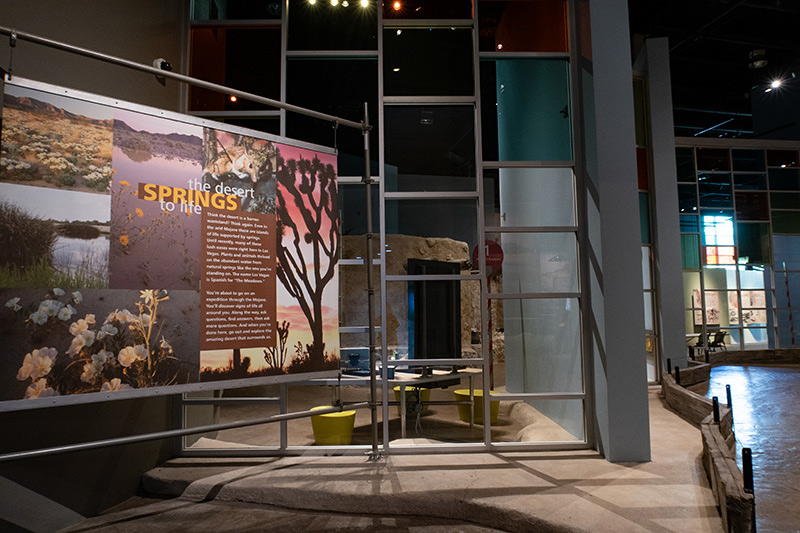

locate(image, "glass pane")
(287, 0), (378, 50)
(734, 192), (768, 220)
(681, 234), (700, 269)
(739, 267), (766, 290)
(774, 235), (800, 270)
(385, 0), (473, 19)
(769, 168), (800, 190)
(732, 149), (765, 172)
(385, 199), (477, 252)
(192, 0), (282, 19)
(772, 211), (800, 234)
(707, 329), (738, 350)
(286, 59), (378, 169)
(501, 298), (582, 394)
(639, 191), (651, 244)
(478, 0), (568, 53)
(683, 271), (701, 308)
(675, 147), (696, 182)
(340, 183), (380, 239)
(696, 148), (730, 171)
(737, 223), (770, 264)
(513, 399), (584, 442)
(642, 246), (651, 290)
(643, 291), (653, 330)
(743, 328), (768, 349)
(741, 289), (767, 308)
(704, 266), (737, 290)
(680, 215), (699, 232)
(339, 263), (381, 331)
(189, 27), (281, 112)
(218, 117), (280, 136)
(387, 279), (480, 361)
(770, 192), (800, 210)
(733, 173), (767, 190)
(488, 232), (578, 293)
(767, 149), (799, 168)
(384, 28), (474, 96)
(698, 173), (732, 208)
(637, 147), (649, 189)
(678, 184), (697, 213)
(633, 81), (647, 149)
(701, 212), (734, 246)
(484, 168), (575, 227)
(384, 106), (475, 192)
(685, 310), (699, 334)
(481, 59), (572, 162)
(703, 290), (733, 327)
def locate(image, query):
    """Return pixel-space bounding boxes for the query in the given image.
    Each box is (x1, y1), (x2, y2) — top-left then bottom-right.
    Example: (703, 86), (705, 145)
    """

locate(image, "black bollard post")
(742, 448), (754, 494)
(712, 396), (720, 423)
(704, 349), (709, 363)
(675, 366), (681, 385)
(726, 384), (733, 409)
(667, 358), (672, 374)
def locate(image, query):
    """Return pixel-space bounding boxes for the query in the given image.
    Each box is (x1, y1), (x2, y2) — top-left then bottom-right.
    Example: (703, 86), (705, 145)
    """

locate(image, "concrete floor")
(61, 386), (724, 533)
(689, 364), (800, 533)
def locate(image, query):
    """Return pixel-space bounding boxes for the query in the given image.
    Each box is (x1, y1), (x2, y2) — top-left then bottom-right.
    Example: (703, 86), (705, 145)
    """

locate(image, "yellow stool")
(454, 389), (499, 424)
(393, 386), (431, 415)
(310, 406), (355, 445)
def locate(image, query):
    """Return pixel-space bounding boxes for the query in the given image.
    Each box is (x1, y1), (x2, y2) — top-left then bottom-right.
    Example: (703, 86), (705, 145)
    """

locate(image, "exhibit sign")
(0, 77), (340, 410)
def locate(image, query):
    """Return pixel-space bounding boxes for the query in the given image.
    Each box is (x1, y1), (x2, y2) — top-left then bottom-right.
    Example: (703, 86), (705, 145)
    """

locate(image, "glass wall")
(186, 0), (586, 450)
(676, 143), (796, 351)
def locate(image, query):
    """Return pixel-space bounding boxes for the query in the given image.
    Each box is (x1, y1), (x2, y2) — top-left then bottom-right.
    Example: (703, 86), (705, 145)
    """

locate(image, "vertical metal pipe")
(712, 396), (720, 423)
(726, 384), (733, 408)
(362, 102), (379, 459)
(280, 383), (288, 451)
(674, 366), (681, 385)
(742, 447), (754, 493)
(667, 357), (672, 374)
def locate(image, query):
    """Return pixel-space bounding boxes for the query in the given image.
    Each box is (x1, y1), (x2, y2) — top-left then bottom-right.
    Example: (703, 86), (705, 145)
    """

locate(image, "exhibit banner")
(0, 77), (340, 410)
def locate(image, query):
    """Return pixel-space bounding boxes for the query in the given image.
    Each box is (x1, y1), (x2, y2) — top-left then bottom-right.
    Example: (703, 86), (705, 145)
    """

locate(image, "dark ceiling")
(628, 0), (800, 139)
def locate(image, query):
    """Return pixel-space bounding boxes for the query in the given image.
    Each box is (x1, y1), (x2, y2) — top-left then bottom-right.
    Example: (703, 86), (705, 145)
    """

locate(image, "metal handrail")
(0, 402), (369, 462)
(0, 26), (368, 132)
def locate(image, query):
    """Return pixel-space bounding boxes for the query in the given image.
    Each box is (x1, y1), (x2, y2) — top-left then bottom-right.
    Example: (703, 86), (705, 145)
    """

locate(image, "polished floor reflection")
(690, 364), (800, 532)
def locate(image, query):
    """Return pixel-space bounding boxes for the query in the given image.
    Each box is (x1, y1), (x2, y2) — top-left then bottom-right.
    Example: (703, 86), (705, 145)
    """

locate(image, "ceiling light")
(360, 0), (368, 6)
(771, 79), (782, 89)
(230, 96), (237, 102)
(748, 49), (768, 69)
(342, 0), (349, 5)
(309, 0), (316, 3)
(331, 0), (338, 5)
(393, 1), (401, 10)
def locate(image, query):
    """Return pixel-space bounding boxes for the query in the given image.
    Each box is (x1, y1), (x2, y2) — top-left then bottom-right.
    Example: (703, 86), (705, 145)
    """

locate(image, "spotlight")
(308, 0), (316, 4)
(342, 0), (349, 5)
(331, 0), (338, 5)
(393, 1), (401, 10)
(361, 0), (368, 6)
(748, 49), (768, 69)
(771, 79), (782, 89)
(230, 96), (237, 102)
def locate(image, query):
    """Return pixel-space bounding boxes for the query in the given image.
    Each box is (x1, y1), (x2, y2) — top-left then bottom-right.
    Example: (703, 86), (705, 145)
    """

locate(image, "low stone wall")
(706, 349), (800, 365)
(661, 373), (755, 533)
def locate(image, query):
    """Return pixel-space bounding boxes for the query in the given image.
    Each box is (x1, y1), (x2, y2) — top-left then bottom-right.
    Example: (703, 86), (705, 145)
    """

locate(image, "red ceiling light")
(393, 1), (401, 11)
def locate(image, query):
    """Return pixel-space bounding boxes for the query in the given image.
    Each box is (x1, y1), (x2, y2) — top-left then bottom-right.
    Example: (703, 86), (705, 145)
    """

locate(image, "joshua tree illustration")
(276, 154), (339, 368)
